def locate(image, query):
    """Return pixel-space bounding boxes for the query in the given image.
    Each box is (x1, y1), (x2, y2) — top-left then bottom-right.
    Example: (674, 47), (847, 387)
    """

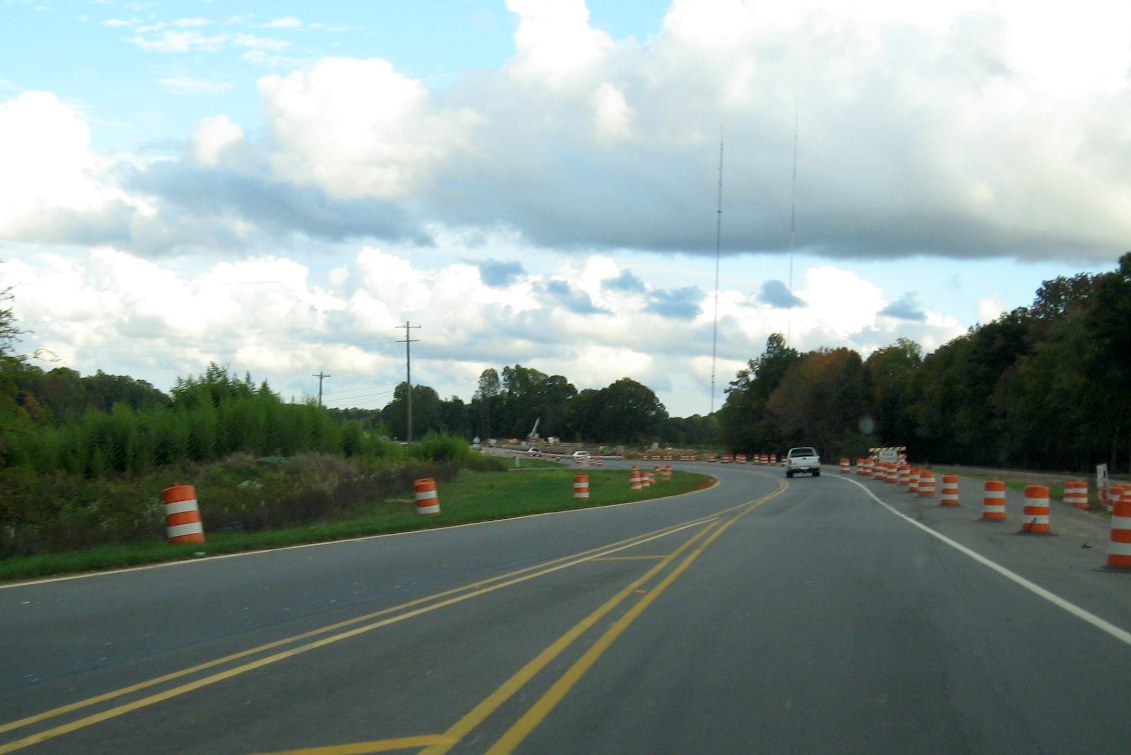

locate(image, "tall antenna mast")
(709, 128), (724, 415)
(788, 103), (798, 343)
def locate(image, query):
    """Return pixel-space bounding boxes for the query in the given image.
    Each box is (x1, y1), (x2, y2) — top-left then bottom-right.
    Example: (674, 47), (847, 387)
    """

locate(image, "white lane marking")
(838, 475), (1131, 648)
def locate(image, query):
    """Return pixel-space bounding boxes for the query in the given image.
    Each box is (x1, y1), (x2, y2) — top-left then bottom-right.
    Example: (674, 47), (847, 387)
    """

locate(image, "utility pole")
(396, 321), (421, 442)
(312, 371), (331, 406)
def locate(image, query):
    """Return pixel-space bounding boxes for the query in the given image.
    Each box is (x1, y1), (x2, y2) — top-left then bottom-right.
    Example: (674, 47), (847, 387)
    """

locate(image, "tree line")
(333, 365), (707, 447)
(717, 253), (1131, 474)
(3, 252), (1130, 475)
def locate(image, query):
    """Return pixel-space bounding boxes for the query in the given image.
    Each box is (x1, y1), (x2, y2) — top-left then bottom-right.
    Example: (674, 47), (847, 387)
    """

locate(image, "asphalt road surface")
(3, 462), (1131, 754)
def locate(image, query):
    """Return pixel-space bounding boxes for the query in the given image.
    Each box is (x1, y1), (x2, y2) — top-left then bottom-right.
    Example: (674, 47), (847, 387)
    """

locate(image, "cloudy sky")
(2, 0), (1128, 419)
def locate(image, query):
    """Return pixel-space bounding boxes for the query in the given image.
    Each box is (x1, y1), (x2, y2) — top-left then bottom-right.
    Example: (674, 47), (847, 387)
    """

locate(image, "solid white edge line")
(838, 475), (1131, 648)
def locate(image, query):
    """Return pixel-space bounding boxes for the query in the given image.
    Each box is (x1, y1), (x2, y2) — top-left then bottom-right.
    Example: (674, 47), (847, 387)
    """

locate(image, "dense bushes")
(0, 449), (500, 558)
(4, 380), (392, 477)
(0, 364), (507, 557)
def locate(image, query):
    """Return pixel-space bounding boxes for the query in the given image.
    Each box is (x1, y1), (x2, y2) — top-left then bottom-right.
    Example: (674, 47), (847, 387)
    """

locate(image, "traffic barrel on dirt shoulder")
(940, 474), (960, 506)
(1064, 480), (1089, 509)
(414, 478), (441, 515)
(1106, 489), (1131, 569)
(1020, 485), (1051, 533)
(982, 480), (1006, 520)
(162, 484), (206, 545)
(573, 473), (590, 501)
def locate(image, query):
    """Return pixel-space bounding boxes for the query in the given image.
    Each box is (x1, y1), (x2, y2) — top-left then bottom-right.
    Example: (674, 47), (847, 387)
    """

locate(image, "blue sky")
(2, 0), (1127, 420)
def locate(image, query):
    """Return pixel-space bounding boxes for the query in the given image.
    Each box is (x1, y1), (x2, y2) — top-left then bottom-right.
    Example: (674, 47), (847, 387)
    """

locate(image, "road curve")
(2, 462), (1130, 754)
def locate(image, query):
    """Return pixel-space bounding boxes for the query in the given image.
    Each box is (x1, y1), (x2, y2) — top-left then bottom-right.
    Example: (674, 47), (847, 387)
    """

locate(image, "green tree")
(1078, 252), (1131, 471)
(718, 333), (800, 453)
(562, 388), (603, 442)
(864, 338), (921, 446)
(766, 347), (867, 456)
(471, 368), (501, 439)
(497, 365), (577, 438)
(381, 383), (443, 441)
(592, 378), (668, 444)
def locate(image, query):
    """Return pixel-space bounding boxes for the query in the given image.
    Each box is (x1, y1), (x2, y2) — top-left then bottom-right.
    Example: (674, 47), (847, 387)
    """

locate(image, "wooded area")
(718, 253), (1131, 473)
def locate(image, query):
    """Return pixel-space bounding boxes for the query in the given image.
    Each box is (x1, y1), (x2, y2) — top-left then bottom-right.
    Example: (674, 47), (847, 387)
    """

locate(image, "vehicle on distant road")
(572, 450), (590, 460)
(785, 446), (821, 478)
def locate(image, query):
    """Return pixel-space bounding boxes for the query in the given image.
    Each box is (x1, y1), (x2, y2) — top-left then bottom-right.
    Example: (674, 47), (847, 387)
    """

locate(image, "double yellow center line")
(2, 479), (785, 754)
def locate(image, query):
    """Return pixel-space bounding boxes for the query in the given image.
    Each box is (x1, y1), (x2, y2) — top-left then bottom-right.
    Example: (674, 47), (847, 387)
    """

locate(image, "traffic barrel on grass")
(573, 473), (590, 501)
(940, 474), (960, 506)
(1064, 480), (1089, 509)
(982, 480), (1006, 520)
(414, 478), (441, 515)
(1107, 489), (1131, 569)
(1020, 485), (1051, 533)
(630, 467), (643, 491)
(163, 484), (205, 545)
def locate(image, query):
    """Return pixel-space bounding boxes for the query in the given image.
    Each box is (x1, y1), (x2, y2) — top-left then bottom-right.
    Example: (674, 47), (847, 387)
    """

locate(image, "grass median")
(0, 466), (712, 583)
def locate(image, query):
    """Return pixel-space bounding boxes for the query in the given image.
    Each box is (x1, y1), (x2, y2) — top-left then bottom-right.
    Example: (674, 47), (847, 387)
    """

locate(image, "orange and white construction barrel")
(918, 470), (936, 497)
(1020, 485), (1051, 533)
(414, 478), (441, 515)
(573, 473), (590, 501)
(629, 467), (643, 491)
(940, 474), (960, 506)
(907, 468), (921, 494)
(840, 458), (850, 474)
(1106, 489), (1131, 569)
(163, 484), (206, 544)
(1064, 480), (1089, 509)
(982, 480), (1006, 520)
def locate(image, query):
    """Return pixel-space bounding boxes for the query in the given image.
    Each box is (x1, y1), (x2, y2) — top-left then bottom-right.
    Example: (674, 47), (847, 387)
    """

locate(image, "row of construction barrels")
(162, 464), (679, 542)
(839, 467), (1131, 570)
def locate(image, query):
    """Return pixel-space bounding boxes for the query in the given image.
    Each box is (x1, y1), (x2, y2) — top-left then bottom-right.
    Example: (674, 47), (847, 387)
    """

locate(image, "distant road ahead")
(3, 463), (1131, 754)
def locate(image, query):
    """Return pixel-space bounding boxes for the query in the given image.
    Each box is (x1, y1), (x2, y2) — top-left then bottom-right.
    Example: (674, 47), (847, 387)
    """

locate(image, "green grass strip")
(0, 467), (710, 583)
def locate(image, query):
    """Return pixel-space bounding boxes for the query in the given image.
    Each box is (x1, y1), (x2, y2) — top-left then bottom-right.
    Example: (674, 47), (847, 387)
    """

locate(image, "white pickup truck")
(784, 446), (821, 478)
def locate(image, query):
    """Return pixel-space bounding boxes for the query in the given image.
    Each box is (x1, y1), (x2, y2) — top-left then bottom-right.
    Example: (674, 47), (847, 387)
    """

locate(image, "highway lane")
(3, 463), (1131, 753)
